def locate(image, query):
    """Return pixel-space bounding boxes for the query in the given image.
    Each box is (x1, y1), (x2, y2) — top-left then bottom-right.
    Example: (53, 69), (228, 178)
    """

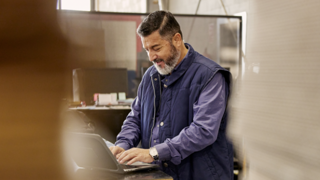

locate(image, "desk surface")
(75, 169), (173, 180)
(70, 105), (131, 110)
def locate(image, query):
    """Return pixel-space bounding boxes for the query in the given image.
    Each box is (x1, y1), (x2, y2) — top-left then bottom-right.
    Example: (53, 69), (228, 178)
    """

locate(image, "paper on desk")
(118, 92), (126, 100)
(98, 94), (111, 105)
(110, 93), (117, 102)
(98, 93), (118, 105)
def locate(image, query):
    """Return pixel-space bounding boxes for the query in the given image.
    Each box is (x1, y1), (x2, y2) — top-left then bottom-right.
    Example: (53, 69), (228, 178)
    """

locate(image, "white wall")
(229, 1), (320, 179)
(102, 21), (137, 70)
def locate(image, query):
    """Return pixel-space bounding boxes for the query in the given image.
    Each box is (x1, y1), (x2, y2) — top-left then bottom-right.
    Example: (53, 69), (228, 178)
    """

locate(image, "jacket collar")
(149, 43), (195, 86)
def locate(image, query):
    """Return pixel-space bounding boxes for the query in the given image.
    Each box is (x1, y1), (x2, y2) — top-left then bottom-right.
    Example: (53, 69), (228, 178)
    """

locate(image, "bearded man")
(110, 11), (233, 180)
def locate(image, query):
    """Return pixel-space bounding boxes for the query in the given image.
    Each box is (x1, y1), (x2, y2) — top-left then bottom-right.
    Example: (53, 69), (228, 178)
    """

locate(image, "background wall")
(229, 1), (320, 179)
(60, 13), (138, 70)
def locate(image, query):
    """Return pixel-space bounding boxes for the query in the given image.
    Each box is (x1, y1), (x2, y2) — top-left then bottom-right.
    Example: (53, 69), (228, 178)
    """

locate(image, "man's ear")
(172, 33), (182, 47)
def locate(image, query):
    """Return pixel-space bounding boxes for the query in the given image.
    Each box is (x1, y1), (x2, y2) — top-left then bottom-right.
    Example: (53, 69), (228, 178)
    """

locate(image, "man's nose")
(148, 52), (157, 62)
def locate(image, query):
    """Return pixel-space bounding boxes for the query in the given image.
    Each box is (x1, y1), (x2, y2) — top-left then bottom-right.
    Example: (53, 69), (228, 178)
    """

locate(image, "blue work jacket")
(116, 44), (233, 180)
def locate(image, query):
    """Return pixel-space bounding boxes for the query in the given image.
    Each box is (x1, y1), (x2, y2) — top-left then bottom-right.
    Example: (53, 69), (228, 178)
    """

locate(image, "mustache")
(153, 59), (164, 64)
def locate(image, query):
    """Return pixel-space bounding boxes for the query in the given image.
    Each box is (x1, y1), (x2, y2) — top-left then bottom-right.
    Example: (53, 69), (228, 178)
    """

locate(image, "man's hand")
(117, 148), (154, 165)
(109, 146), (125, 156)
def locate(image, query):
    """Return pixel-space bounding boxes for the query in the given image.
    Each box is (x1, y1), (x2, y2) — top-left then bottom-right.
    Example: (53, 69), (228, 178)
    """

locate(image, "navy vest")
(138, 44), (233, 180)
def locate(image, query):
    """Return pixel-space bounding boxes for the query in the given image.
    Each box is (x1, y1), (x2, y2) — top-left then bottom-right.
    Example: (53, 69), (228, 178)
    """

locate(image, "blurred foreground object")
(228, 1), (320, 180)
(0, 0), (71, 179)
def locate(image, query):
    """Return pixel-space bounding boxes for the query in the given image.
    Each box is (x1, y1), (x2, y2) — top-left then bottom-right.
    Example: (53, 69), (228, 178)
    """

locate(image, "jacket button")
(160, 122), (164, 126)
(164, 84), (167, 88)
(165, 79), (168, 82)
(163, 163), (168, 167)
(154, 78), (157, 81)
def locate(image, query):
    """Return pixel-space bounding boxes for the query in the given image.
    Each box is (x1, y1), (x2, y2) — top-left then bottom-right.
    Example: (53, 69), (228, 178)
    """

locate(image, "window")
(57, 0), (146, 13)
(60, 0), (91, 11)
(97, 0), (146, 13)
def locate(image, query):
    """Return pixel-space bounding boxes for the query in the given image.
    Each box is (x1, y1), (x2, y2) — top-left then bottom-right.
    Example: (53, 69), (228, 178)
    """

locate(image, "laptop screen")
(66, 133), (118, 170)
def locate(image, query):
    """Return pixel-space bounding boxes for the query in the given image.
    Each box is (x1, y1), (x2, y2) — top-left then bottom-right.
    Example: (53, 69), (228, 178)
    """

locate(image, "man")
(110, 11), (233, 180)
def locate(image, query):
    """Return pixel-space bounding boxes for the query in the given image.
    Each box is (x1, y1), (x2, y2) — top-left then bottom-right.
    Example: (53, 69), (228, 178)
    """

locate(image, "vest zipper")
(149, 74), (162, 148)
(149, 76), (156, 148)
(157, 74), (162, 114)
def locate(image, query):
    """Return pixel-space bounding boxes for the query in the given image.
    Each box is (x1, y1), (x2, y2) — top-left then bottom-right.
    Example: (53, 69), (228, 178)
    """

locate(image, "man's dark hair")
(137, 10), (183, 41)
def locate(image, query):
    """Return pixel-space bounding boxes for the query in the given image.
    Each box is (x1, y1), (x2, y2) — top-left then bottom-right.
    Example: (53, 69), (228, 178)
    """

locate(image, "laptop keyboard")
(119, 162), (158, 172)
(120, 164), (140, 170)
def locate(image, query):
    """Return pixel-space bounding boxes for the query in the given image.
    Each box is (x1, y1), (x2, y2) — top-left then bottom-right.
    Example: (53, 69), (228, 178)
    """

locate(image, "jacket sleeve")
(154, 72), (228, 164)
(114, 78), (144, 150)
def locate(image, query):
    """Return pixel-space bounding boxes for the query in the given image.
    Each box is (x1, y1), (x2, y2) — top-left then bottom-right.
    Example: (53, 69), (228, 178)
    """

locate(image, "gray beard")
(154, 43), (180, 75)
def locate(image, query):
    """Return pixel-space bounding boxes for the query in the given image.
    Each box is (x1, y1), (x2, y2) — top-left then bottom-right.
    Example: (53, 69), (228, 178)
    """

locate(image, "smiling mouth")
(153, 59), (163, 63)
(153, 59), (164, 66)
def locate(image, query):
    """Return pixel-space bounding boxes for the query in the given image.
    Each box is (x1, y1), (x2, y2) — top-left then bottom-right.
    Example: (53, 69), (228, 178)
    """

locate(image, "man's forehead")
(141, 31), (167, 49)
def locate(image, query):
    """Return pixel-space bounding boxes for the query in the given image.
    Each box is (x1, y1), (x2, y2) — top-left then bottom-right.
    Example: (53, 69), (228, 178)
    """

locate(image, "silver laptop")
(65, 132), (159, 173)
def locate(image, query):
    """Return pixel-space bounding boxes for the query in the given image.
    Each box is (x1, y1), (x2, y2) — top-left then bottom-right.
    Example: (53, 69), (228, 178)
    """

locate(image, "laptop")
(65, 132), (159, 173)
